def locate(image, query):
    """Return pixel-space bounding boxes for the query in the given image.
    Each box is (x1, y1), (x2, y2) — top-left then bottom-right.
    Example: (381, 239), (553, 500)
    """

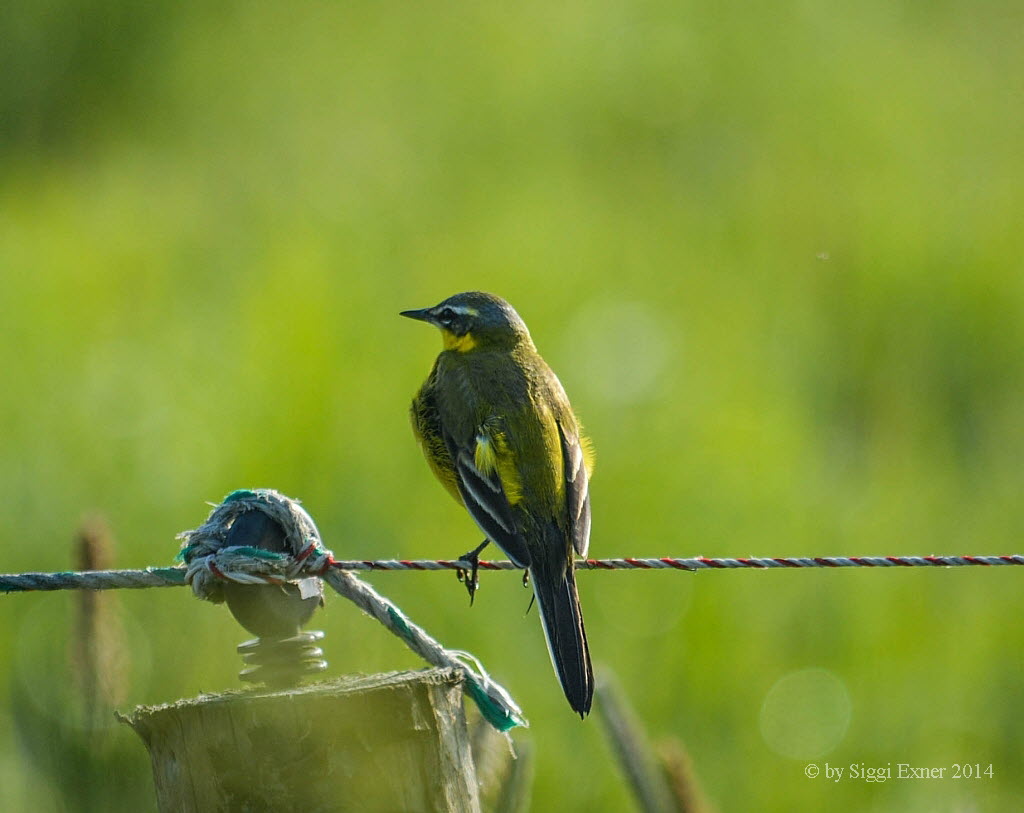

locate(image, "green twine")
(464, 680), (521, 733)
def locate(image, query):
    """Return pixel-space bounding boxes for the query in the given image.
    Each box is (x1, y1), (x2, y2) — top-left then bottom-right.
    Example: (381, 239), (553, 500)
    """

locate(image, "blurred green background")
(2, 1), (1024, 810)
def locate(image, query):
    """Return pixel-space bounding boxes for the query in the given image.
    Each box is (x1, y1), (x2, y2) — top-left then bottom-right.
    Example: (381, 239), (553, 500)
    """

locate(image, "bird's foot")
(456, 539), (489, 605)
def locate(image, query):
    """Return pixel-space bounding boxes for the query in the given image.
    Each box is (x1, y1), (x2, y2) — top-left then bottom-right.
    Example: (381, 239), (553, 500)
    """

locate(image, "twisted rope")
(177, 488), (331, 602)
(332, 554), (1024, 570)
(0, 567), (186, 592)
(3, 554), (1022, 594)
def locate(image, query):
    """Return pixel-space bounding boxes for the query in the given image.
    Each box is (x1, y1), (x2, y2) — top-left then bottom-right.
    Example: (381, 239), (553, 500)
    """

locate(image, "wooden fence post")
(120, 668), (481, 812)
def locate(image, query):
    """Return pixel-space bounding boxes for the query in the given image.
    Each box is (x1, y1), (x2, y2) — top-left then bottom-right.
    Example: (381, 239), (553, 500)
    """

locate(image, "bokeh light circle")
(759, 667), (852, 760)
(562, 299), (671, 405)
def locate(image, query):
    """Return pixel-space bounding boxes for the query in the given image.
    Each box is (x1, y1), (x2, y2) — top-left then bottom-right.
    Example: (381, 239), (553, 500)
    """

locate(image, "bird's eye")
(438, 307), (456, 323)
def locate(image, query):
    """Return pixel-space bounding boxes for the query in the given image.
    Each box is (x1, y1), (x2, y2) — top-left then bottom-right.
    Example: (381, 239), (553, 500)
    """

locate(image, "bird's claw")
(456, 542), (487, 605)
(456, 561), (480, 605)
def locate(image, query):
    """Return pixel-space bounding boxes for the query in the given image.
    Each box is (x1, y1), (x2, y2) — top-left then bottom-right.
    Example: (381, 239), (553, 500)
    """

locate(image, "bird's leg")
(522, 571), (534, 614)
(456, 539), (489, 604)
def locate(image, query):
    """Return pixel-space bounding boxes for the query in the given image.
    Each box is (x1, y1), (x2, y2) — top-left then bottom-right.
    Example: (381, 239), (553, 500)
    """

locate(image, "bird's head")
(400, 292), (532, 352)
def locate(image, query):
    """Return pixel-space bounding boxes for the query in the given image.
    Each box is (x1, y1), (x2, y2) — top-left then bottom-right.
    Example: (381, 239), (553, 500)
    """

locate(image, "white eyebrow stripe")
(443, 305), (479, 317)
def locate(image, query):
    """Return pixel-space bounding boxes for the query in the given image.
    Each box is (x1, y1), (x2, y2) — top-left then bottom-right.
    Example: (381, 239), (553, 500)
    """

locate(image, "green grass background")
(2, 1), (1024, 810)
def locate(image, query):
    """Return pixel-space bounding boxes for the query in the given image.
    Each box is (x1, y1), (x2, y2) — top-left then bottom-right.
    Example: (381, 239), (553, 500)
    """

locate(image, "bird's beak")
(400, 307), (434, 323)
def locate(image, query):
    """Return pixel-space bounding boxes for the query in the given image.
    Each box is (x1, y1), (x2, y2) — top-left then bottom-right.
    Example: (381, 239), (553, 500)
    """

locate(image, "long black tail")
(530, 548), (593, 717)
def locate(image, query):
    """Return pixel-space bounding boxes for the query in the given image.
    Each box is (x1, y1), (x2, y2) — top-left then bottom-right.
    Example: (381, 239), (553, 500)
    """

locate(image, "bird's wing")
(559, 421), (592, 557)
(444, 423), (532, 567)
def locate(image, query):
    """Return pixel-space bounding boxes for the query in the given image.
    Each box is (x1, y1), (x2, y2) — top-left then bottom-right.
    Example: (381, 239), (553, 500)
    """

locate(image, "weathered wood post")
(121, 668), (482, 812)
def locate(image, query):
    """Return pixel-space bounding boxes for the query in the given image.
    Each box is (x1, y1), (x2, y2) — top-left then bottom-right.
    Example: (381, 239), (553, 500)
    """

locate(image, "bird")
(401, 291), (595, 717)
